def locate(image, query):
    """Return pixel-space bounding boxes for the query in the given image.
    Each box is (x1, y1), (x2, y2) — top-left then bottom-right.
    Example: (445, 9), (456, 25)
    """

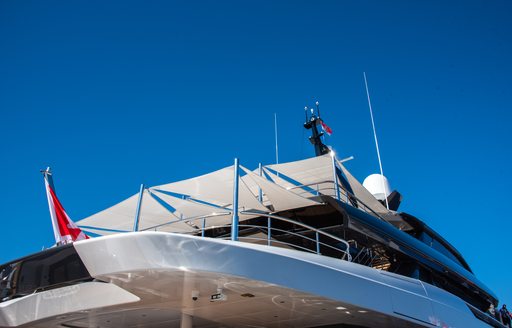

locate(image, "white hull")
(0, 232), (489, 327)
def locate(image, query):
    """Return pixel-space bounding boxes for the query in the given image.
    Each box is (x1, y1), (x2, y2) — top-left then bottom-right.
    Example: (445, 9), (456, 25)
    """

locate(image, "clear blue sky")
(1, 0), (511, 304)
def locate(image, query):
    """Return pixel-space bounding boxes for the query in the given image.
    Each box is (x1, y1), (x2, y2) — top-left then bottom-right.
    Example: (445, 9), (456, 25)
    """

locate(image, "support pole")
(258, 163), (263, 203)
(42, 167), (60, 245)
(133, 184), (145, 232)
(316, 231), (320, 254)
(180, 313), (192, 328)
(331, 153), (340, 201)
(231, 158), (240, 241)
(267, 217), (271, 246)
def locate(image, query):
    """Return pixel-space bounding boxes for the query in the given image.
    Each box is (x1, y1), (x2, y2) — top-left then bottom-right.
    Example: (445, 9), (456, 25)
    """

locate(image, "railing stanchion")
(331, 152), (341, 201)
(258, 163), (263, 203)
(267, 217), (271, 246)
(316, 231), (320, 254)
(201, 218), (206, 237)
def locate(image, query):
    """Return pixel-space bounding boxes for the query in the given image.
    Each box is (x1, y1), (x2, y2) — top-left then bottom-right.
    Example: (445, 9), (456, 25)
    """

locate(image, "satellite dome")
(363, 174), (391, 201)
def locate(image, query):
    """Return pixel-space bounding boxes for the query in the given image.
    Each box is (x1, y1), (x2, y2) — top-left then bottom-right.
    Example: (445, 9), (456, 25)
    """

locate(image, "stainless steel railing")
(150, 211), (352, 261)
(241, 211), (351, 261)
(139, 178), (395, 262)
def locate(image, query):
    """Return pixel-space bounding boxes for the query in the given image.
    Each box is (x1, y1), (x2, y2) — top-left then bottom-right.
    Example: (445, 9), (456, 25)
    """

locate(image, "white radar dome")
(362, 174), (391, 201)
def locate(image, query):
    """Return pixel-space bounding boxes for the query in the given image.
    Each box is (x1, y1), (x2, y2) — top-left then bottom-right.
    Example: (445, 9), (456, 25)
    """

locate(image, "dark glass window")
(431, 237), (464, 267)
(419, 232), (433, 246)
(0, 245), (91, 302)
(418, 232), (464, 268)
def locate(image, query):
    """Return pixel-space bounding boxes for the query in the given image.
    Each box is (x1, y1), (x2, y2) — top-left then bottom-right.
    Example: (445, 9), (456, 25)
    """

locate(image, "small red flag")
(320, 119), (333, 135)
(45, 175), (89, 245)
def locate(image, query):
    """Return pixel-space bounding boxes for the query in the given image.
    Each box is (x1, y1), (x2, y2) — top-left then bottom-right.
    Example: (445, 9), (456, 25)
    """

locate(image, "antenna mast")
(303, 102), (330, 156)
(363, 72), (389, 210)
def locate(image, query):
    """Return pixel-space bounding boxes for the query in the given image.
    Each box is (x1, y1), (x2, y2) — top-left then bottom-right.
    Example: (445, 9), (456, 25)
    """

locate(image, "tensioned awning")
(77, 155), (397, 236)
(78, 190), (180, 235)
(153, 165), (268, 212)
(240, 166), (320, 212)
(265, 154), (337, 197)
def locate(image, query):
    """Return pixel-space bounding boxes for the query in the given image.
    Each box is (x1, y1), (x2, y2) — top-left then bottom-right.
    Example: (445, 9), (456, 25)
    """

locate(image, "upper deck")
(1, 154), (498, 321)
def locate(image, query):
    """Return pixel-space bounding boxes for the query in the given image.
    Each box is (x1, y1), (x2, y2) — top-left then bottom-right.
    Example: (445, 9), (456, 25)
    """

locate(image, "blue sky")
(1, 0), (511, 304)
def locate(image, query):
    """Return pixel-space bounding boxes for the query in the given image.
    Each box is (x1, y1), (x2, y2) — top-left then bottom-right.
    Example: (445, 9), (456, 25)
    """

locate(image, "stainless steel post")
(331, 153), (340, 201)
(231, 158), (240, 241)
(133, 184), (145, 232)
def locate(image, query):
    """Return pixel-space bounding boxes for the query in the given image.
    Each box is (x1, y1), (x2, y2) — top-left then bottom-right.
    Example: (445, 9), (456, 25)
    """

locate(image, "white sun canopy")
(335, 159), (408, 227)
(78, 190), (180, 235)
(153, 165), (268, 212)
(336, 160), (389, 215)
(240, 166), (320, 212)
(148, 189), (237, 230)
(77, 155), (397, 236)
(265, 154), (337, 197)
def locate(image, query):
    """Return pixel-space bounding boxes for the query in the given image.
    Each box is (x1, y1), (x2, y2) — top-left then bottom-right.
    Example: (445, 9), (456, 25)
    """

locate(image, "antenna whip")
(274, 113), (279, 164)
(363, 72), (389, 210)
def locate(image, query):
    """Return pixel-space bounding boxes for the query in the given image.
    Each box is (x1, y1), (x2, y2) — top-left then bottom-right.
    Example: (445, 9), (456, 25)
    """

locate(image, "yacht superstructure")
(0, 110), (503, 328)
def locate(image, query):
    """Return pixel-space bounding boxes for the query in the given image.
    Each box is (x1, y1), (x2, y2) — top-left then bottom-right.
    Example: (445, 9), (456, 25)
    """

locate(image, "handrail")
(235, 224), (351, 259)
(183, 221), (351, 261)
(241, 211), (351, 261)
(140, 212), (231, 232)
(224, 236), (320, 255)
(170, 211), (352, 261)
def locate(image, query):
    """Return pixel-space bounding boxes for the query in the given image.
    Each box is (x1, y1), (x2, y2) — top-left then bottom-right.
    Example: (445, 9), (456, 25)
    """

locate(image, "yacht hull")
(0, 232), (490, 327)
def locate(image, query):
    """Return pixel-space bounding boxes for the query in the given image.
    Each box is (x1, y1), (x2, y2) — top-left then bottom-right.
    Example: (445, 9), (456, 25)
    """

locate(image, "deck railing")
(162, 211), (352, 262)
(139, 177), (392, 262)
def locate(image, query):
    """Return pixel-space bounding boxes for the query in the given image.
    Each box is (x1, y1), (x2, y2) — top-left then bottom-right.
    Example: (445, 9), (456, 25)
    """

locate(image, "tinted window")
(418, 232), (464, 268)
(0, 245), (91, 302)
(431, 237), (464, 267)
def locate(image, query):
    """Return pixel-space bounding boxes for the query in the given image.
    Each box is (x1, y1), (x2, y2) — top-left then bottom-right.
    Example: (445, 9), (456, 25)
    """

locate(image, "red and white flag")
(44, 170), (88, 245)
(320, 119), (333, 135)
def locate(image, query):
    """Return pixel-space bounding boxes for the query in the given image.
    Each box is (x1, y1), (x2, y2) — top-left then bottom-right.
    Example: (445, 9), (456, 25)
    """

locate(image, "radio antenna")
(274, 113), (279, 165)
(363, 72), (389, 210)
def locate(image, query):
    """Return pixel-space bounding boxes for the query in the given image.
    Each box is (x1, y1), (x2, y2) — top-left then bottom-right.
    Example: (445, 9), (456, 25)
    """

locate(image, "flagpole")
(41, 168), (90, 244)
(42, 168), (60, 245)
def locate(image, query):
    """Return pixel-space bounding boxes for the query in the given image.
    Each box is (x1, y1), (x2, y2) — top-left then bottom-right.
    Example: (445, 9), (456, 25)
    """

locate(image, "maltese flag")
(320, 119), (333, 135)
(44, 169), (89, 245)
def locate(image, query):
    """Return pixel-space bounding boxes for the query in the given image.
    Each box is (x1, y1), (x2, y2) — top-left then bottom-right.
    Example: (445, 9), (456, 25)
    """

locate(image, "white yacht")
(0, 110), (503, 328)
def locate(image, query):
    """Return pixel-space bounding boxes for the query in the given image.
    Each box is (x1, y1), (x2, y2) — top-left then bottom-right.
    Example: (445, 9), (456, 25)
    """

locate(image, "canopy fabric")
(147, 197), (260, 231)
(79, 227), (122, 236)
(240, 166), (320, 212)
(243, 170), (273, 207)
(77, 190), (179, 233)
(77, 155), (399, 236)
(149, 189), (231, 220)
(153, 165), (268, 212)
(148, 189), (243, 230)
(336, 159), (389, 216)
(261, 169), (316, 199)
(336, 161), (411, 228)
(265, 155), (336, 197)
